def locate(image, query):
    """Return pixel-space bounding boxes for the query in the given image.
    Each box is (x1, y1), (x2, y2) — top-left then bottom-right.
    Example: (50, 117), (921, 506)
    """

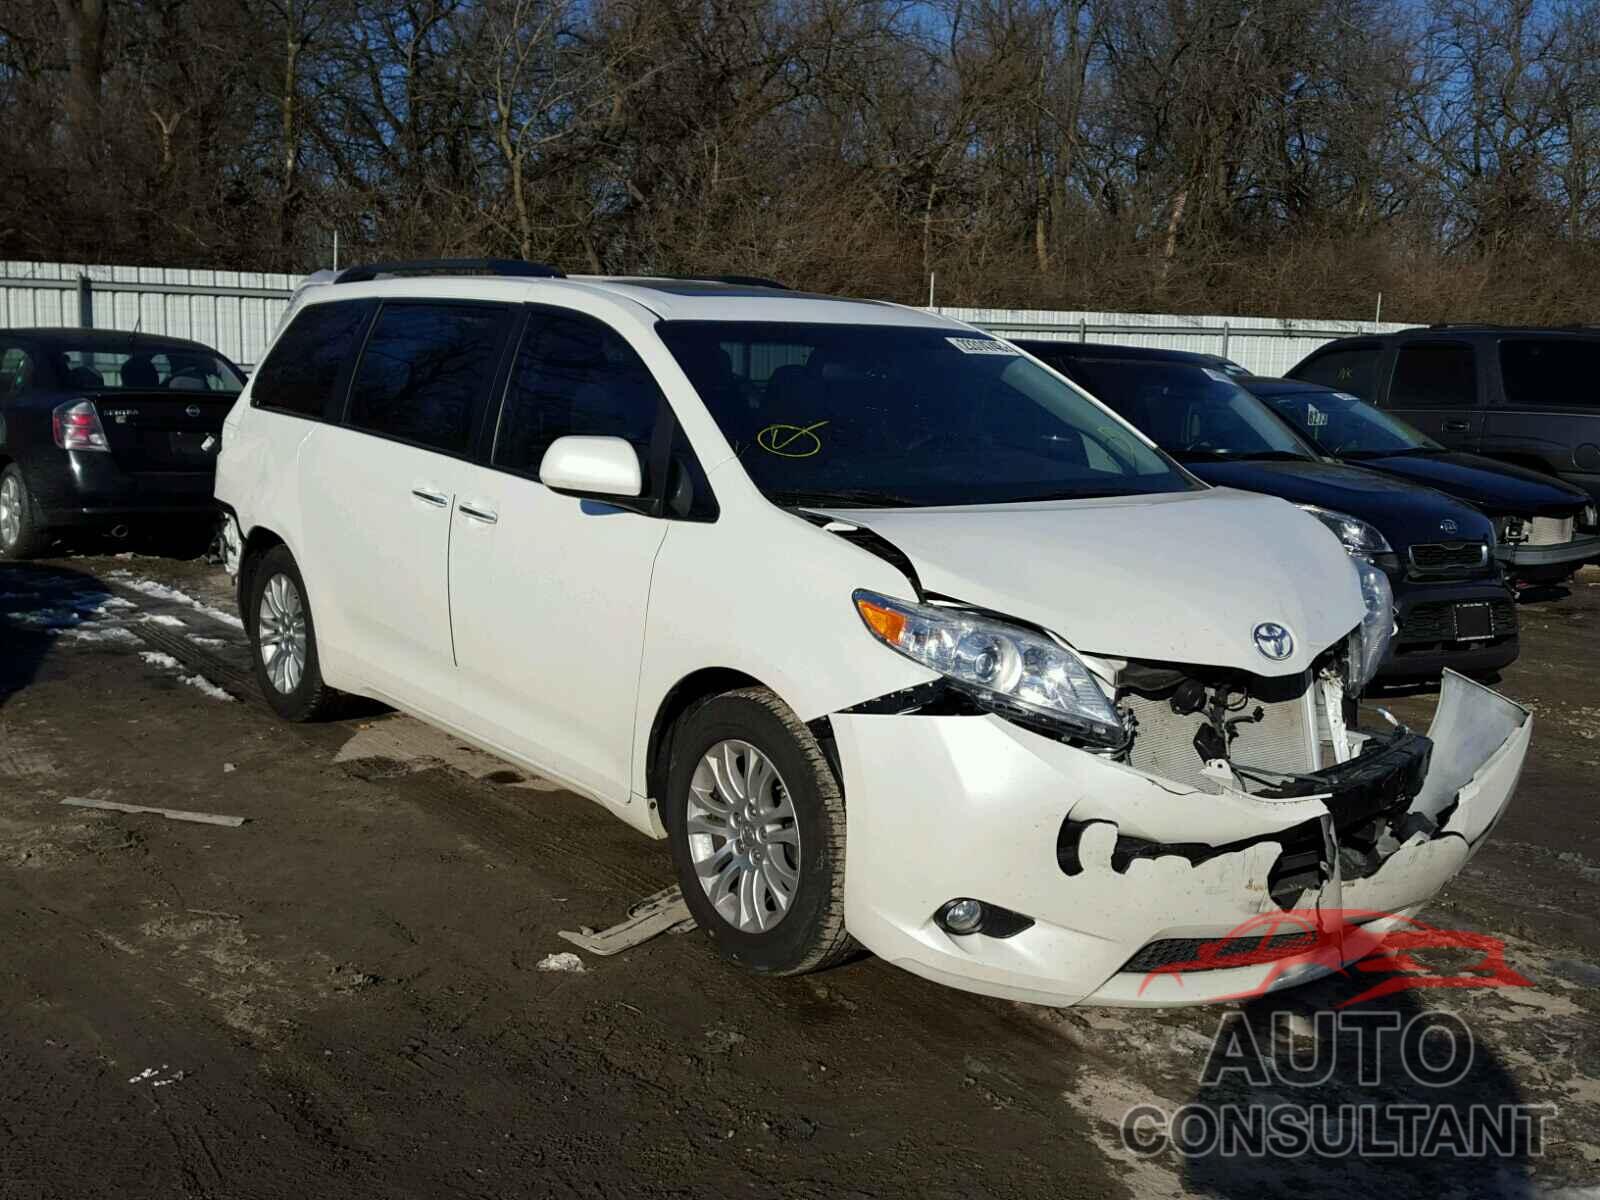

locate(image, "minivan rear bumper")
(831, 671), (1529, 1008)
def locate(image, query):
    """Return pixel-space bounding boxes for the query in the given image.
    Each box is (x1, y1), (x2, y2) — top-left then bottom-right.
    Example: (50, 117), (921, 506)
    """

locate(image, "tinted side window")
(1292, 347), (1379, 399)
(0, 346), (33, 400)
(1388, 343), (1477, 408)
(1499, 339), (1600, 409)
(253, 300), (371, 418)
(348, 303), (508, 453)
(494, 311), (663, 484)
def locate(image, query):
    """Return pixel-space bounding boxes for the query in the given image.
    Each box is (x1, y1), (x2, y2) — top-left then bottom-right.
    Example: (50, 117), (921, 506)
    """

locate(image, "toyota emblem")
(1253, 622), (1295, 661)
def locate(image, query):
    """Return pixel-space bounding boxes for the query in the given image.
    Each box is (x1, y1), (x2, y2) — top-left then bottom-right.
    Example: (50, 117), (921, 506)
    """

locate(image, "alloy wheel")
(0, 475), (20, 548)
(257, 572), (307, 694)
(686, 739), (803, 933)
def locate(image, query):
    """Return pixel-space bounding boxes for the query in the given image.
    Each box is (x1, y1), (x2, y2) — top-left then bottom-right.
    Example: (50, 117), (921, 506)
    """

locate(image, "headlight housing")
(852, 590), (1125, 747)
(1297, 504), (1393, 557)
(1344, 557), (1395, 693)
(1581, 503), (1598, 532)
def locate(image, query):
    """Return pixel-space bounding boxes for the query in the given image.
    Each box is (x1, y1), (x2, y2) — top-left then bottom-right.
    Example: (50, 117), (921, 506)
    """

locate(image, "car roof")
(1015, 339), (1237, 366)
(1321, 324), (1600, 347)
(1238, 376), (1333, 396)
(298, 272), (963, 330)
(0, 327), (229, 355)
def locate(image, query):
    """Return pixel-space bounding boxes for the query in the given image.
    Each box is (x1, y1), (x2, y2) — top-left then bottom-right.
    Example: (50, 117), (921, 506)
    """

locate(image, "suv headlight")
(1345, 557), (1395, 693)
(1297, 505), (1393, 557)
(853, 590), (1125, 747)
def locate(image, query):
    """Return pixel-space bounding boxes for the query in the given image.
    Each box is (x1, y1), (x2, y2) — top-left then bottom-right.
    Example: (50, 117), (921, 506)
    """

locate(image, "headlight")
(1297, 505), (1393, 557)
(853, 590), (1125, 747)
(1345, 557), (1395, 693)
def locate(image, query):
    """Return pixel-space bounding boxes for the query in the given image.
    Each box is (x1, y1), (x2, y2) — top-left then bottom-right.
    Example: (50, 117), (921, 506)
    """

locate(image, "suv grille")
(1409, 541), (1488, 572)
(1399, 598), (1517, 644)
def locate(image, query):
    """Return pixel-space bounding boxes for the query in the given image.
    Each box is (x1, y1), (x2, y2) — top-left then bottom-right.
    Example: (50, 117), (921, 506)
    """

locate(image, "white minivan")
(216, 263), (1532, 1007)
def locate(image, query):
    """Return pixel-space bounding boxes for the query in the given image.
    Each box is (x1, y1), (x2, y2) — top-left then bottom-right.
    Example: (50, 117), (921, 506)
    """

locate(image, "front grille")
(1120, 672), (1316, 792)
(1398, 598), (1517, 644)
(1120, 918), (1378, 974)
(1409, 541), (1488, 572)
(1120, 927), (1321, 974)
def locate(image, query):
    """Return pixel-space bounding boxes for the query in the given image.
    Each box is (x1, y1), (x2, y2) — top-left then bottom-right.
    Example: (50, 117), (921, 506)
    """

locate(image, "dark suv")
(1019, 340), (1519, 681)
(1289, 326), (1600, 505)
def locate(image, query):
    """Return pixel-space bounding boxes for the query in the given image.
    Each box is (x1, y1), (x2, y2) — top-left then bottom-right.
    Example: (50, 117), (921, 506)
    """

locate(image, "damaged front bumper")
(831, 670), (1530, 1008)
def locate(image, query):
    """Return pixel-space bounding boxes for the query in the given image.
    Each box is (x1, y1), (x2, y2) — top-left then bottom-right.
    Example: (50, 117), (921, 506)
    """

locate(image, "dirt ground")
(2, 547), (1599, 1200)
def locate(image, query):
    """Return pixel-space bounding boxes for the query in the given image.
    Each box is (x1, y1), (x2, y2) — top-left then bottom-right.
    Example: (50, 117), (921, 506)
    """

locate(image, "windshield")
(1062, 360), (1316, 461)
(657, 323), (1195, 506)
(1259, 388), (1440, 456)
(53, 346), (244, 395)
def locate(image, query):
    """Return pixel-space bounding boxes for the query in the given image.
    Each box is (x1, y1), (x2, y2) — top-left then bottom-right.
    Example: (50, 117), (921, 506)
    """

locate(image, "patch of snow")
(139, 651), (182, 669)
(6, 608), (80, 628)
(188, 635), (228, 647)
(140, 613), (187, 628)
(179, 674), (234, 702)
(63, 627), (140, 645)
(536, 951), (587, 973)
(112, 573), (244, 631)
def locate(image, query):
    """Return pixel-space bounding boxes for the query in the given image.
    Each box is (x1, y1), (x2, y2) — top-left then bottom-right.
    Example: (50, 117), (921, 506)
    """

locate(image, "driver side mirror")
(539, 435), (644, 500)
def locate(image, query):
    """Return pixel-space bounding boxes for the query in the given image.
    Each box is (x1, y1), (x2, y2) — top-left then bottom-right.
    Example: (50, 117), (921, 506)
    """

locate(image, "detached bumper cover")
(832, 670), (1529, 1008)
(1496, 533), (1600, 569)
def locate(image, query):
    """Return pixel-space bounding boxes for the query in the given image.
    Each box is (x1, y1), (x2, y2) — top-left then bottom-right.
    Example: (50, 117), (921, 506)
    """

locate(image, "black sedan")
(1016, 340), (1519, 681)
(1243, 377), (1600, 585)
(0, 328), (243, 558)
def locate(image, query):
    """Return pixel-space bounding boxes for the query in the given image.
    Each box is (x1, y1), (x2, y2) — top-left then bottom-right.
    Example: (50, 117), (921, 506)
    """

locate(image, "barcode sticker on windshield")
(1202, 367), (1234, 383)
(946, 337), (1018, 355)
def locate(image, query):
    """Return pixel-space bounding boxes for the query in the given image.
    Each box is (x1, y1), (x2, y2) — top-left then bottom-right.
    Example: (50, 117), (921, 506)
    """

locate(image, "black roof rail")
(704, 274), (789, 289)
(334, 258), (564, 284)
(1425, 322), (1504, 330)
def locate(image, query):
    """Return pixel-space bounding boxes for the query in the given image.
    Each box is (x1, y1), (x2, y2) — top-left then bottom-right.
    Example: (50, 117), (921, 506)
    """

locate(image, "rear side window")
(1388, 343), (1477, 408)
(252, 300), (370, 417)
(1499, 339), (1600, 409)
(348, 303), (509, 454)
(493, 311), (663, 484)
(1292, 346), (1380, 399)
(0, 346), (33, 399)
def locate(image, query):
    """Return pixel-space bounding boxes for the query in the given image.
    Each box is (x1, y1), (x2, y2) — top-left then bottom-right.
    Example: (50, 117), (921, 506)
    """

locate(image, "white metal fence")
(934, 307), (1414, 377)
(1, 261), (301, 369)
(0, 259), (1413, 376)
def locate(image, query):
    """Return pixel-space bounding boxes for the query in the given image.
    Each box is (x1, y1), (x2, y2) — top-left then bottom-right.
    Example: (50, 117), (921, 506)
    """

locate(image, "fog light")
(938, 898), (985, 935)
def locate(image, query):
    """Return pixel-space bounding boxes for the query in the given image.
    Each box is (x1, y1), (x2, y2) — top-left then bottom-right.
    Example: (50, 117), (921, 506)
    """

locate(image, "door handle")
(458, 501), (499, 525)
(411, 487), (449, 508)
(1443, 420), (1470, 433)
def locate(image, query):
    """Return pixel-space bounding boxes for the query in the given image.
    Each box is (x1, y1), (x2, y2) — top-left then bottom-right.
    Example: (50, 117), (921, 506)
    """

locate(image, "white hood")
(822, 488), (1365, 676)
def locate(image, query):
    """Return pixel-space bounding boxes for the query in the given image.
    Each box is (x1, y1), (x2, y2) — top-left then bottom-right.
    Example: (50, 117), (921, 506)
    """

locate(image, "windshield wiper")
(769, 488), (923, 509)
(1174, 449), (1309, 463)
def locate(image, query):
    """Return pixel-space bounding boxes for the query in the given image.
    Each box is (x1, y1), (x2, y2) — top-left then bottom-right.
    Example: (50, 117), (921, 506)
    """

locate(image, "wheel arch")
(644, 667), (766, 814)
(237, 525), (288, 632)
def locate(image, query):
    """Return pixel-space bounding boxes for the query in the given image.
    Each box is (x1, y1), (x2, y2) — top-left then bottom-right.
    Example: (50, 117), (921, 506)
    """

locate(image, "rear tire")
(0, 464), (47, 560)
(664, 688), (855, 975)
(247, 545), (339, 721)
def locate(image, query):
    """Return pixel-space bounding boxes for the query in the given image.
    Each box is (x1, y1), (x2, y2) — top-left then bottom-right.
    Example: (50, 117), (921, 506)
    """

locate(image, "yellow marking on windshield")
(757, 420), (830, 458)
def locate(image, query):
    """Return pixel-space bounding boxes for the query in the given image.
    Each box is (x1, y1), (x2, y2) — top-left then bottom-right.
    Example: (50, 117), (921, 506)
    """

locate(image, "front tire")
(0, 464), (47, 560)
(247, 545), (339, 721)
(665, 688), (855, 974)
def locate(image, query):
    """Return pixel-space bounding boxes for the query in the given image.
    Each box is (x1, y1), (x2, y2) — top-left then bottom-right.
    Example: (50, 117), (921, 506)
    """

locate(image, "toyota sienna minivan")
(214, 262), (1532, 1007)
